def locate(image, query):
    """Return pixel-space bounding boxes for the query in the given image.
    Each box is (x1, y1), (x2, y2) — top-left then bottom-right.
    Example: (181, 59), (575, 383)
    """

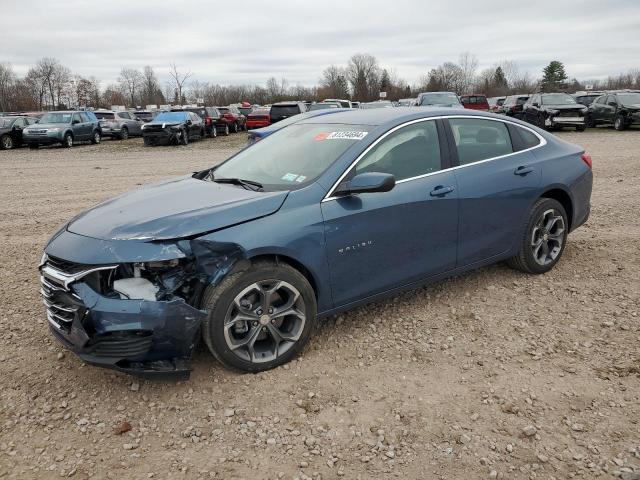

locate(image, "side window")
(118, 112), (131, 119)
(355, 121), (441, 181)
(515, 126), (541, 149)
(26, 117), (37, 125)
(13, 118), (25, 128)
(72, 113), (83, 124)
(81, 112), (93, 122)
(449, 118), (513, 165)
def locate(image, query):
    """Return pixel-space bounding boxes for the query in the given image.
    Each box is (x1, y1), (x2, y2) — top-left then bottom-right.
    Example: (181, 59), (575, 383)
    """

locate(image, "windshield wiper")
(213, 177), (264, 192)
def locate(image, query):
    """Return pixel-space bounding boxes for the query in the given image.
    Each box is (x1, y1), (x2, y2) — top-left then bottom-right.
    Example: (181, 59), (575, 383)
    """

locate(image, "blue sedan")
(39, 108), (592, 378)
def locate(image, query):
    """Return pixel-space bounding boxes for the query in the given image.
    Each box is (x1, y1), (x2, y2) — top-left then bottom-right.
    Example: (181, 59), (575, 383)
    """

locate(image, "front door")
(445, 117), (542, 266)
(322, 119), (459, 307)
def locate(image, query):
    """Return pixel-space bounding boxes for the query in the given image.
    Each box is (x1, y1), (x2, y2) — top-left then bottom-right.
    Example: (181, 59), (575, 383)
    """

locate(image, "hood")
(27, 123), (67, 130)
(623, 103), (640, 110)
(67, 176), (289, 241)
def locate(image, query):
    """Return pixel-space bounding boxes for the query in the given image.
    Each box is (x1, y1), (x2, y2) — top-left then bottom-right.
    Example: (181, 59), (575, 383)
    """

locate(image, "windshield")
(420, 93), (460, 106)
(39, 112), (72, 124)
(239, 107), (253, 115)
(541, 94), (576, 105)
(309, 103), (338, 111)
(617, 93), (640, 106)
(185, 109), (206, 117)
(271, 105), (300, 117)
(154, 112), (187, 122)
(212, 123), (372, 190)
(0, 118), (16, 127)
(94, 112), (115, 120)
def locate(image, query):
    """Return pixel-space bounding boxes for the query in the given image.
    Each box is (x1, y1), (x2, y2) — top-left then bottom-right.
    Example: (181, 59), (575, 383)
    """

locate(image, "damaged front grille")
(40, 256), (118, 331)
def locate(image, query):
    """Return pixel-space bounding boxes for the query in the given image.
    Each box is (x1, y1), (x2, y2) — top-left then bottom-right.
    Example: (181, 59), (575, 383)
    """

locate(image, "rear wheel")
(119, 127), (129, 140)
(210, 126), (217, 138)
(232, 122), (239, 133)
(586, 114), (596, 128)
(62, 133), (73, 148)
(223, 124), (230, 136)
(507, 198), (568, 274)
(201, 261), (317, 372)
(91, 131), (101, 144)
(0, 135), (13, 150)
(614, 115), (627, 131)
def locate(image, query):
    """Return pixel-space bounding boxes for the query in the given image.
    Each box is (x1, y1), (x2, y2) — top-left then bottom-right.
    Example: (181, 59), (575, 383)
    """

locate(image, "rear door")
(72, 113), (88, 139)
(11, 117), (25, 145)
(602, 96), (617, 123)
(445, 116), (542, 266)
(322, 119), (459, 307)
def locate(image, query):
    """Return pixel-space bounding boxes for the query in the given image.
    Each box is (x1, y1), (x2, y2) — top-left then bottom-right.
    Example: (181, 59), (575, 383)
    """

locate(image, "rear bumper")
(100, 127), (123, 138)
(246, 120), (270, 129)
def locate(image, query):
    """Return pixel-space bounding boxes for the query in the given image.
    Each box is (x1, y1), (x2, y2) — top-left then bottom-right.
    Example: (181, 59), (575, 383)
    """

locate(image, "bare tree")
(0, 63), (16, 111)
(168, 63), (192, 104)
(118, 68), (142, 107)
(320, 65), (349, 99)
(458, 52), (478, 93)
(346, 53), (380, 101)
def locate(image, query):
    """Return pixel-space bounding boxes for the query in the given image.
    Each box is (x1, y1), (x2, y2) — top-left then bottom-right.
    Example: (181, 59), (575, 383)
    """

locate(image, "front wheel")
(507, 198), (568, 274)
(91, 131), (101, 144)
(0, 134), (13, 150)
(201, 261), (317, 372)
(210, 126), (217, 138)
(180, 128), (189, 145)
(223, 124), (230, 136)
(62, 133), (73, 148)
(614, 115), (627, 131)
(232, 122), (239, 133)
(119, 127), (129, 140)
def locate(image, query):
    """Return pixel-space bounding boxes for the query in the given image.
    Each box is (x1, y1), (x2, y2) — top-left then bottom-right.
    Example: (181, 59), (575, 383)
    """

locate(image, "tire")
(0, 134), (13, 150)
(200, 127), (206, 139)
(91, 131), (101, 144)
(223, 124), (230, 136)
(201, 261), (317, 372)
(180, 128), (189, 145)
(232, 122), (239, 133)
(62, 133), (73, 148)
(614, 115), (627, 131)
(507, 198), (568, 275)
(210, 126), (217, 138)
(576, 124), (586, 132)
(143, 137), (153, 146)
(586, 114), (596, 128)
(119, 127), (129, 140)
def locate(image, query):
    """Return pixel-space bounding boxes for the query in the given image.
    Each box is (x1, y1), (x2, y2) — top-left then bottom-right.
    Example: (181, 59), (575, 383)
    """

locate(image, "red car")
(460, 94), (490, 111)
(246, 109), (270, 129)
(215, 106), (246, 134)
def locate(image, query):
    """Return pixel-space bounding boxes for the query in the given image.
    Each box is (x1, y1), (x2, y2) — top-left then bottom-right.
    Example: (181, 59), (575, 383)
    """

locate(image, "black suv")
(573, 91), (605, 107)
(177, 107), (221, 138)
(498, 94), (529, 119)
(587, 91), (640, 130)
(522, 93), (587, 131)
(269, 102), (307, 123)
(0, 115), (38, 150)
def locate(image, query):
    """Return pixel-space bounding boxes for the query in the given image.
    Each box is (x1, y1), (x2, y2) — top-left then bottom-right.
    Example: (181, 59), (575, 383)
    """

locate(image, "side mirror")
(532, 102), (539, 107)
(334, 172), (395, 196)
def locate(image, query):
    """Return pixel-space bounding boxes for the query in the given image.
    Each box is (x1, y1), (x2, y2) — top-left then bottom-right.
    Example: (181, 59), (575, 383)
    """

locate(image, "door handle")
(430, 185), (455, 197)
(514, 165), (534, 176)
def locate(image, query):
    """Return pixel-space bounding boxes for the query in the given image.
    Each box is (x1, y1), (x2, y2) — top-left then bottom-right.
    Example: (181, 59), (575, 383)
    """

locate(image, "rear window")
(270, 105), (301, 116)
(449, 118), (513, 165)
(516, 127), (541, 149)
(94, 112), (115, 120)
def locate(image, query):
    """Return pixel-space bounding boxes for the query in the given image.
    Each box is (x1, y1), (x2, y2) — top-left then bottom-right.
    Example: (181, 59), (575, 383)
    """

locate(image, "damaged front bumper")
(40, 229), (246, 379)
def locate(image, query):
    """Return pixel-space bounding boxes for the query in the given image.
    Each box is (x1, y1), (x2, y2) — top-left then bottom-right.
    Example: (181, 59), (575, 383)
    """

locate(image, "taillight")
(205, 117), (211, 125)
(581, 153), (592, 169)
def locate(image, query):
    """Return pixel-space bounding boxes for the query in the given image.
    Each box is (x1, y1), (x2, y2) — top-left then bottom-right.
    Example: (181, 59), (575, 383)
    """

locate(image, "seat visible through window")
(449, 118), (513, 165)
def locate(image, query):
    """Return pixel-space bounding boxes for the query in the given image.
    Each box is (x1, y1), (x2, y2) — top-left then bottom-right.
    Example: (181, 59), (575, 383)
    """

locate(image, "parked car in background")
(238, 105), (254, 117)
(94, 110), (144, 140)
(323, 98), (352, 108)
(246, 109), (271, 129)
(309, 103), (341, 111)
(522, 93), (587, 131)
(460, 94), (490, 111)
(587, 91), (640, 130)
(216, 106), (246, 133)
(499, 94), (530, 119)
(0, 115), (38, 150)
(360, 101), (394, 109)
(397, 98), (417, 106)
(179, 107), (221, 137)
(417, 92), (462, 107)
(23, 111), (101, 148)
(488, 96), (506, 112)
(269, 102), (307, 123)
(133, 110), (156, 122)
(573, 91), (605, 107)
(39, 108), (592, 377)
(142, 111), (205, 146)
(351, 101), (360, 108)
(246, 108), (349, 145)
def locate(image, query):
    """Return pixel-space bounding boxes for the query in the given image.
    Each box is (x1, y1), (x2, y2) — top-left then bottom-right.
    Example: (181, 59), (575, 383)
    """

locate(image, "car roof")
(297, 107), (506, 126)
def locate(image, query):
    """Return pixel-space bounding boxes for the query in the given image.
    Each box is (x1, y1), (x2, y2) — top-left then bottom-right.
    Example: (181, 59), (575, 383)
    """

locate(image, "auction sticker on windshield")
(315, 131), (368, 141)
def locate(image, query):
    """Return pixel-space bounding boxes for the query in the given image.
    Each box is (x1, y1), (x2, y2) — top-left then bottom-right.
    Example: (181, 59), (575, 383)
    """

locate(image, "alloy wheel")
(531, 209), (565, 266)
(1, 136), (12, 150)
(223, 280), (306, 363)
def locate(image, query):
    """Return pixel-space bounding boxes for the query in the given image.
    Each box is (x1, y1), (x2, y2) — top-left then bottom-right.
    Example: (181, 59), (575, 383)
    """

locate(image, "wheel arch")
(247, 253), (319, 300)
(540, 187), (574, 230)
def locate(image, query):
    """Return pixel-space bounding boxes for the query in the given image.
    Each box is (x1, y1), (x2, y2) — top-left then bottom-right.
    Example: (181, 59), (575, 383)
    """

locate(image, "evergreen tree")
(494, 66), (508, 89)
(541, 61), (568, 91)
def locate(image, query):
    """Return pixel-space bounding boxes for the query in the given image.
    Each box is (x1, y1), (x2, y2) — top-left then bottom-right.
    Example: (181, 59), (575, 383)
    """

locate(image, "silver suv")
(94, 110), (144, 140)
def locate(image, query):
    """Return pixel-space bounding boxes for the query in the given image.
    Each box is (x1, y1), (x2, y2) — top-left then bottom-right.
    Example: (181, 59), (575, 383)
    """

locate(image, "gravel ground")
(0, 128), (639, 480)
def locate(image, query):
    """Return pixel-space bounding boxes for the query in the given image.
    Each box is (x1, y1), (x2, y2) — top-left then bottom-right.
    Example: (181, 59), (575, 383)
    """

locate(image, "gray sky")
(2, 0), (639, 87)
